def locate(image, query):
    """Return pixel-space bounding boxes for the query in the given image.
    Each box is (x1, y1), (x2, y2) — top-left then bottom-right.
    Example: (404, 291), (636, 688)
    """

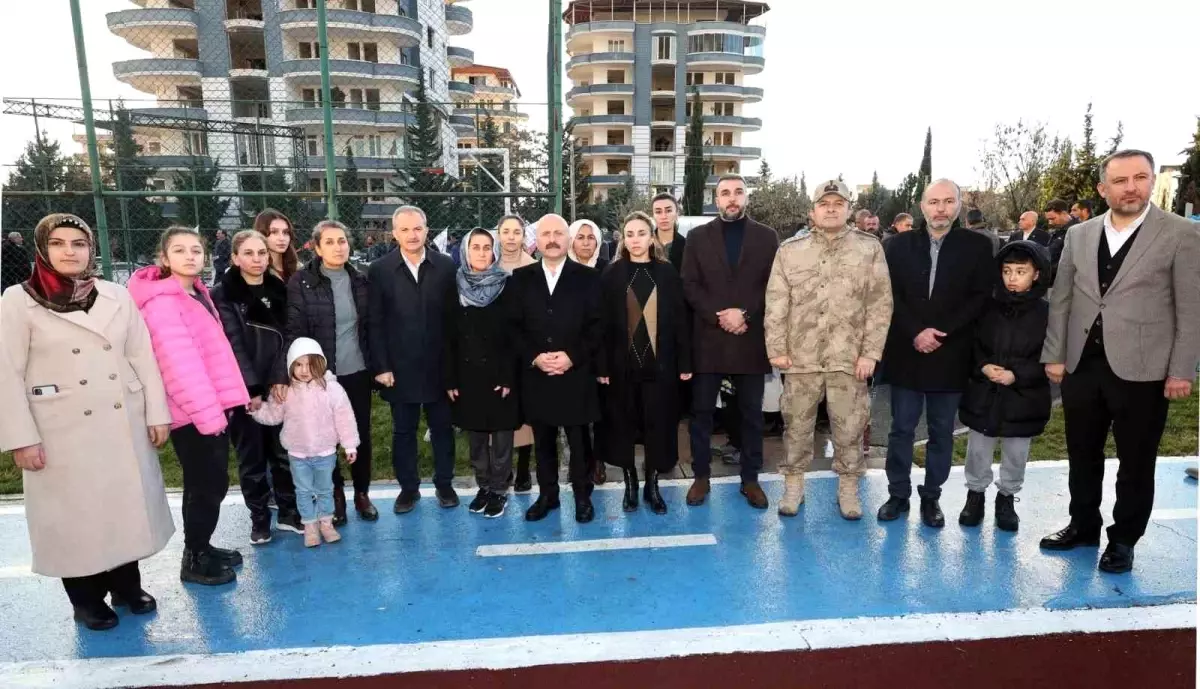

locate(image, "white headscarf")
(567, 219), (601, 268)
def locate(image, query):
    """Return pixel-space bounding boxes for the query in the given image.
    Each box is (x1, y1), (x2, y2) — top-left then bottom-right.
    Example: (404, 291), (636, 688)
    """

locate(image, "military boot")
(837, 475), (862, 520)
(777, 474), (805, 517)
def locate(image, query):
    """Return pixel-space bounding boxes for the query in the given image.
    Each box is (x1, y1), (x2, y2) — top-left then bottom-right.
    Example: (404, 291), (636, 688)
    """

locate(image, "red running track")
(169, 629), (1196, 689)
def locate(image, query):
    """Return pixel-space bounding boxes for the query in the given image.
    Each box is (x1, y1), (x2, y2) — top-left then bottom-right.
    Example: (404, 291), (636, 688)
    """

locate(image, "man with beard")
(877, 179), (994, 528)
(1040, 150), (1200, 573)
(508, 214), (604, 523)
(681, 175), (779, 509)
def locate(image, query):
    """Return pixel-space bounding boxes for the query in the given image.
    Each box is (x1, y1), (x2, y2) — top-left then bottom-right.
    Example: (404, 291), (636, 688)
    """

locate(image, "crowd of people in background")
(1, 148), (1196, 633)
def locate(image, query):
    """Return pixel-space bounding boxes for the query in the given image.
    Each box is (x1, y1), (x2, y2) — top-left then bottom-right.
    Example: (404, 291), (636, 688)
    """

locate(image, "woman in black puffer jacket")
(211, 230), (301, 544)
(956, 240), (1052, 533)
(284, 220), (374, 524)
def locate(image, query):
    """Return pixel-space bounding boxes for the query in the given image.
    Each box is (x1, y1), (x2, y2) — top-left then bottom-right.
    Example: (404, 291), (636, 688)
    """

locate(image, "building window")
(349, 88), (364, 108)
(301, 88), (320, 106)
(686, 72), (704, 86)
(306, 136), (319, 157)
(606, 70), (625, 84)
(688, 33), (739, 54)
(468, 75), (485, 85)
(185, 132), (207, 155)
(365, 88), (380, 111)
(363, 43), (378, 62)
(347, 42), (360, 60)
(606, 100), (624, 115)
(368, 177), (386, 202)
(651, 158), (674, 184)
(427, 27), (434, 49)
(656, 36), (674, 60)
(150, 178), (167, 191)
(299, 41), (320, 59)
(608, 160), (630, 175)
(295, 0), (313, 7)
(147, 141), (162, 154)
(714, 72), (737, 85)
(308, 177), (323, 193)
(606, 130), (624, 145)
(366, 134), (381, 157)
(607, 39), (626, 52)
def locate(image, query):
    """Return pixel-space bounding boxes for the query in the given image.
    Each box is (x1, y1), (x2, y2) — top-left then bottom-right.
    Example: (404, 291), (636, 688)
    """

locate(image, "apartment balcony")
(579, 145), (634, 157)
(284, 107), (415, 128)
(107, 7), (198, 51)
(685, 22), (767, 38)
(128, 106), (209, 121)
(449, 113), (477, 134)
(566, 83), (634, 105)
(471, 83), (519, 98)
(448, 80), (476, 100)
(702, 115), (762, 130)
(565, 20), (635, 43)
(445, 4), (473, 36)
(588, 174), (633, 186)
(567, 114), (635, 129)
(453, 106), (529, 122)
(113, 58), (202, 94)
(139, 154), (212, 170)
(565, 51), (636, 75)
(277, 8), (421, 46)
(447, 45), (474, 67)
(686, 52), (765, 74)
(703, 145), (761, 159)
(303, 156), (402, 171)
(691, 83), (764, 102)
(279, 59), (419, 86)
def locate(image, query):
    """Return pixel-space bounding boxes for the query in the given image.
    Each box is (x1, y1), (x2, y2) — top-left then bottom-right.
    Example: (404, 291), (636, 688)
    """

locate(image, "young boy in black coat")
(957, 241), (1053, 532)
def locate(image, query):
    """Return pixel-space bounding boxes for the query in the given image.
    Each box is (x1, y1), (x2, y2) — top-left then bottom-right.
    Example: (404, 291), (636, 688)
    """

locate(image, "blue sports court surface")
(0, 457), (1195, 688)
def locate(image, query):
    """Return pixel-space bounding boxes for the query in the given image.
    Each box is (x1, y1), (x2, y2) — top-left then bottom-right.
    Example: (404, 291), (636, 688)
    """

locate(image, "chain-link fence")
(2, 0), (559, 290)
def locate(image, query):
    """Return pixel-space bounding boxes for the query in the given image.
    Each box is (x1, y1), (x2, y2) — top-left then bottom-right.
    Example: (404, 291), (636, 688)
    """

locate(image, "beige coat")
(0, 281), (175, 577)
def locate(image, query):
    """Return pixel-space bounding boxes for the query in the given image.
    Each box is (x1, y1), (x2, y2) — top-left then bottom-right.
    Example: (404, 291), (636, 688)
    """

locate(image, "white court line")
(476, 533), (717, 557)
(0, 603), (1192, 689)
(1151, 508), (1197, 521)
(0, 456), (1195, 515)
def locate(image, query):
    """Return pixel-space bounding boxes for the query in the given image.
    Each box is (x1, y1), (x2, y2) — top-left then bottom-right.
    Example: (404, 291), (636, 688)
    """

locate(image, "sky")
(1, 0), (1196, 193)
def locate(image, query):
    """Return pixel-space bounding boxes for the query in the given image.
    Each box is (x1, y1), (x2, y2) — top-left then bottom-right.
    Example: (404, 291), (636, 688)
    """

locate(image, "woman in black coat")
(284, 220), (375, 524)
(568, 218), (611, 484)
(444, 229), (519, 518)
(957, 240), (1052, 531)
(211, 230), (300, 544)
(598, 212), (692, 515)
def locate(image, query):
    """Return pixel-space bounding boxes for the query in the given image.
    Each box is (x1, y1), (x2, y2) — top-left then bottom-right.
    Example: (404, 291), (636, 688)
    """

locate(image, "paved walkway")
(0, 458), (1194, 688)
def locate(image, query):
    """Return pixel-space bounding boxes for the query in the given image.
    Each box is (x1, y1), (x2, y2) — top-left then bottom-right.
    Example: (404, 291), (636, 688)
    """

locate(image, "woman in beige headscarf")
(567, 218), (608, 271)
(494, 215), (535, 489)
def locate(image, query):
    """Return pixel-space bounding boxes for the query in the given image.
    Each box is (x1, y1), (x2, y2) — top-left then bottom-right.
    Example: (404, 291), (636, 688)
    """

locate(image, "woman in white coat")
(0, 213), (174, 631)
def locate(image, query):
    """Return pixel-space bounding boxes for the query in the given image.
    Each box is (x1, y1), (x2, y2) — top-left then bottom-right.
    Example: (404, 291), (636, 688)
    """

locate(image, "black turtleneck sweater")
(721, 216), (746, 268)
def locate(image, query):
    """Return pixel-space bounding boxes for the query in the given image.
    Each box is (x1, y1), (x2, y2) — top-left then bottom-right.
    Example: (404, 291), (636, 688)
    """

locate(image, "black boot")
(514, 447), (532, 493)
(110, 589), (157, 615)
(332, 489), (348, 526)
(622, 467), (639, 513)
(643, 470), (667, 515)
(73, 602), (119, 631)
(995, 492), (1019, 532)
(958, 490), (985, 527)
(180, 548), (236, 586)
(208, 545), (243, 568)
(920, 498), (945, 528)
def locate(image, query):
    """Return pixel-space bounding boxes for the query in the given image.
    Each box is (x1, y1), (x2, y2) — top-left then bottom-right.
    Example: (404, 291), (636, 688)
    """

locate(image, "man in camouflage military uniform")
(764, 179), (893, 519)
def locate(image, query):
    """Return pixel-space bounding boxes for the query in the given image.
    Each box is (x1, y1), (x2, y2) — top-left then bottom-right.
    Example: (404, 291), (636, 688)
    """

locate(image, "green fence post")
(69, 0), (112, 278)
(316, 0), (339, 221)
(548, 0), (564, 215)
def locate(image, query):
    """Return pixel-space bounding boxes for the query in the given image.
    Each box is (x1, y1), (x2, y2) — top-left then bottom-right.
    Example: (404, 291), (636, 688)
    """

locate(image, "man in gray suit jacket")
(1039, 149), (1200, 574)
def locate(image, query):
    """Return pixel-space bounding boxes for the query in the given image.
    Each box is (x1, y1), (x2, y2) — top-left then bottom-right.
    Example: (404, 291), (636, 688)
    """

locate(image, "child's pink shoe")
(303, 522), (320, 547)
(319, 517), (341, 544)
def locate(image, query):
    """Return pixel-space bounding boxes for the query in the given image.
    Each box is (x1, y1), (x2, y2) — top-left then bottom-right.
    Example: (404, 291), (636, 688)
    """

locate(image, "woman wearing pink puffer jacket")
(127, 227), (249, 588)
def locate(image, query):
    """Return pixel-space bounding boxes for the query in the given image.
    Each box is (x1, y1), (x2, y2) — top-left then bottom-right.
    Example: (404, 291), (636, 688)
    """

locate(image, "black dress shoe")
(958, 490), (985, 527)
(208, 545), (243, 567)
(643, 472), (667, 515)
(1039, 524), (1101, 551)
(180, 548), (236, 586)
(73, 602), (119, 631)
(436, 485), (460, 508)
(622, 467), (639, 513)
(876, 496), (910, 521)
(525, 494), (560, 522)
(575, 496), (595, 523)
(1099, 543), (1135, 574)
(920, 498), (945, 528)
(111, 590), (157, 615)
(393, 489), (420, 514)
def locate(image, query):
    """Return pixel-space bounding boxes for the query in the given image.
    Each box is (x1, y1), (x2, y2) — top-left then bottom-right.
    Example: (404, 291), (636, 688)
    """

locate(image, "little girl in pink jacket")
(253, 337), (360, 546)
(127, 227), (249, 587)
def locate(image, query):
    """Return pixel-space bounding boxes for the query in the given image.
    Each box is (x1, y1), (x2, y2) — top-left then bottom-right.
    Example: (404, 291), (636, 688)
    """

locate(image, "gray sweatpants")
(963, 430), (1032, 495)
(469, 430), (514, 494)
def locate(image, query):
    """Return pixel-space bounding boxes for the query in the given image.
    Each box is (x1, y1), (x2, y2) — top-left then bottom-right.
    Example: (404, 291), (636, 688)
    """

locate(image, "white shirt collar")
(542, 258), (565, 294)
(1102, 203), (1152, 234)
(402, 249), (426, 280)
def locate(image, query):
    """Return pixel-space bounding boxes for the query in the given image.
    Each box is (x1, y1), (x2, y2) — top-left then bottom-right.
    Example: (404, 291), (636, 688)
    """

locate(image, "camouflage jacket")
(764, 226), (893, 374)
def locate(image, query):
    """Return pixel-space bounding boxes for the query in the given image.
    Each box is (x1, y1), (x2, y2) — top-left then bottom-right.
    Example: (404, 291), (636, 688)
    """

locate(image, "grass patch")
(1, 396), (474, 495)
(914, 386), (1198, 466)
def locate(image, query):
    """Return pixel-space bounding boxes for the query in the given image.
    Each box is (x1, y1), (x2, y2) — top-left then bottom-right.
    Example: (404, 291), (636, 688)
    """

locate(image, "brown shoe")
(593, 461), (607, 485)
(354, 492), (379, 521)
(332, 489), (348, 526)
(686, 477), (710, 506)
(741, 481), (769, 509)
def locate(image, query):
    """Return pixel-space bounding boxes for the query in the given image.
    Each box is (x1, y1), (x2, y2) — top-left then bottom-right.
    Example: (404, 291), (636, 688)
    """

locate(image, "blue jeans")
(885, 386), (961, 500)
(290, 454), (336, 523)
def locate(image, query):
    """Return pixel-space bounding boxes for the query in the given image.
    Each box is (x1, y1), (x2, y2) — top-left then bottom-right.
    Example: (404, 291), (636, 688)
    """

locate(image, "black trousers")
(1063, 356), (1169, 546)
(62, 561), (141, 607)
(610, 381), (679, 473)
(690, 373), (765, 481)
(334, 370), (374, 493)
(171, 424), (231, 551)
(532, 423), (593, 500)
(229, 406), (296, 521)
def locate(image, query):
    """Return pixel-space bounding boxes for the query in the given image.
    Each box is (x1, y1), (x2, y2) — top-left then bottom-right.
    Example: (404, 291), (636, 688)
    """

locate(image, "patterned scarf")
(456, 228), (509, 308)
(22, 213), (98, 313)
